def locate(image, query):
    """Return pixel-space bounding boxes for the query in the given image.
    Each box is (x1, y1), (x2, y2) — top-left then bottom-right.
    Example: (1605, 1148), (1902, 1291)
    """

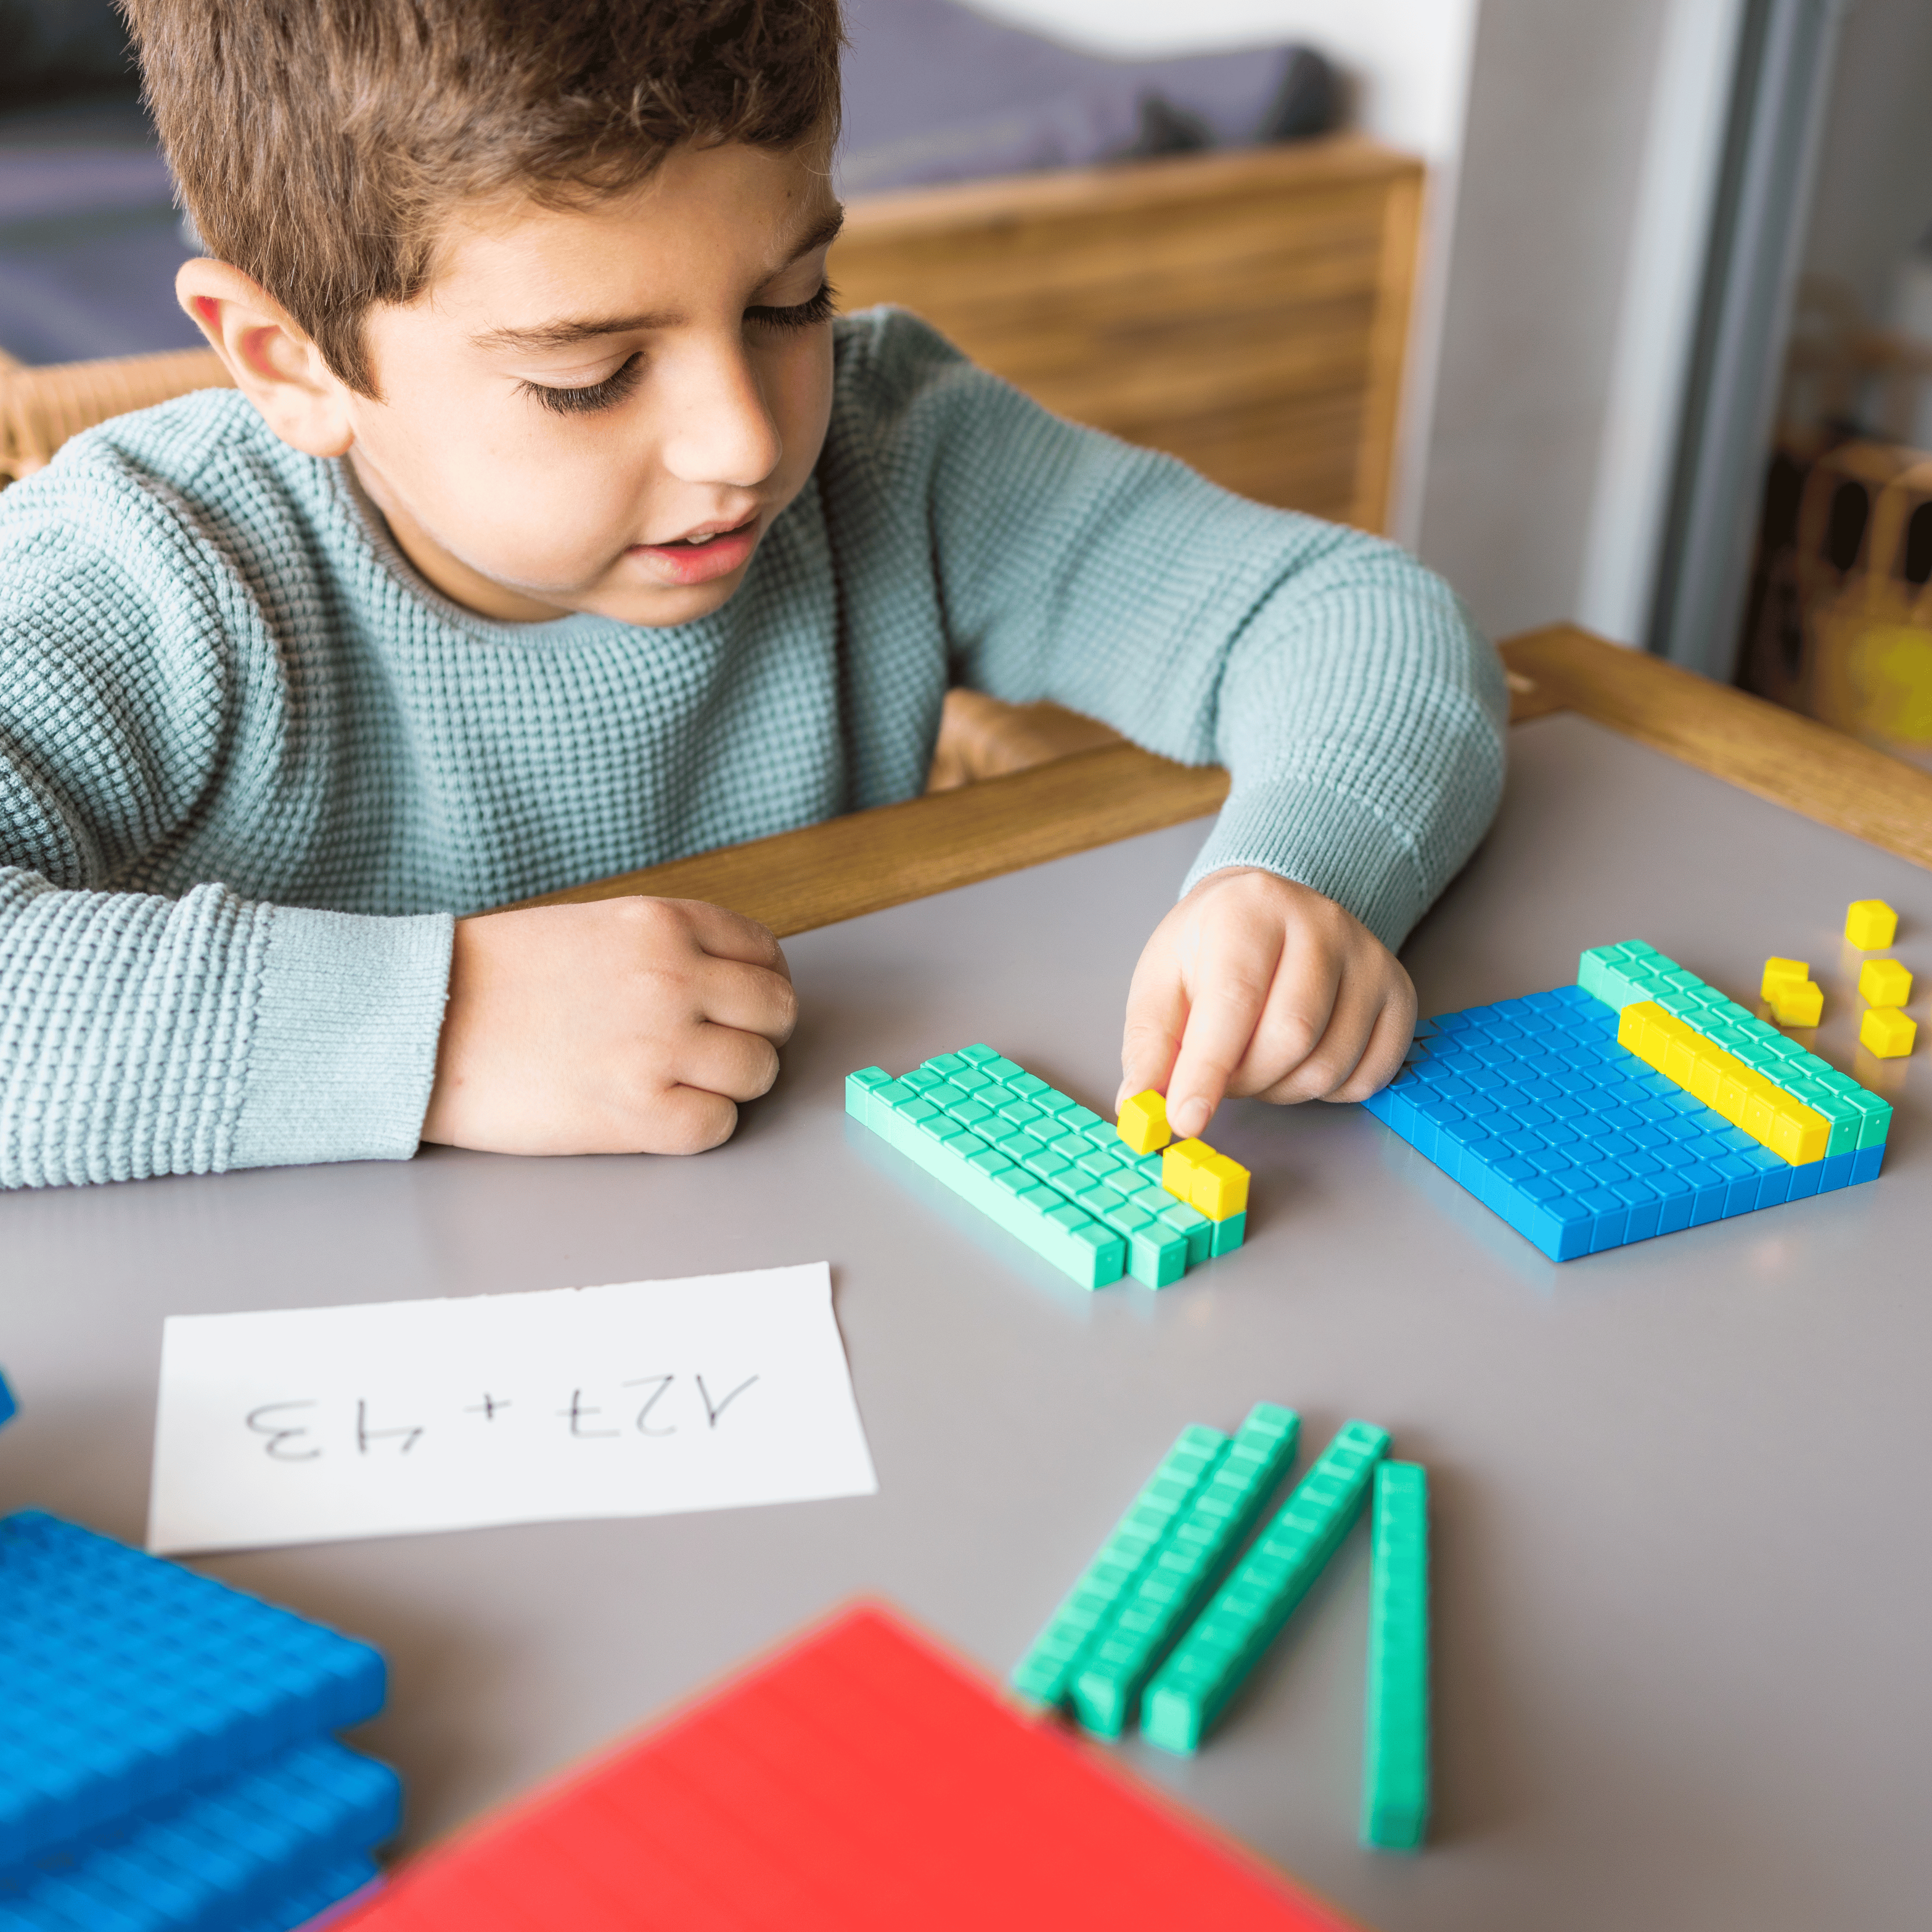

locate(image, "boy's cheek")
(350, 327), (834, 620)
(361, 404), (651, 598)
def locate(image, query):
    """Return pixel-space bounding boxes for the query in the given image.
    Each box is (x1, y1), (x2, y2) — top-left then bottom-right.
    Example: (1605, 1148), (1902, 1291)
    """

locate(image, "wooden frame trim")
(517, 622), (1931, 935)
(837, 135), (1422, 244)
(1499, 624), (1932, 871)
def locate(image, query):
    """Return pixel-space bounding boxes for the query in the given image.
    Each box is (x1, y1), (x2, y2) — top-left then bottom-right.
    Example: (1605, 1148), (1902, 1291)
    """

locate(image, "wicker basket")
(0, 347), (230, 486)
(1742, 438), (1932, 771)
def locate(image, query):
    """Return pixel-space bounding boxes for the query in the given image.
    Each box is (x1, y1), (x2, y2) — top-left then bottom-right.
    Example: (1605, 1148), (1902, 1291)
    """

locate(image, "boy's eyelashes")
(744, 281), (839, 332)
(516, 284), (839, 417)
(520, 353), (645, 417)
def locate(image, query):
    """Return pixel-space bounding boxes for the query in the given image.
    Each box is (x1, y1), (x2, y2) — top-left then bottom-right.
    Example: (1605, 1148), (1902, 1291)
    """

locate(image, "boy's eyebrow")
(784, 206), (846, 263)
(470, 205), (846, 354)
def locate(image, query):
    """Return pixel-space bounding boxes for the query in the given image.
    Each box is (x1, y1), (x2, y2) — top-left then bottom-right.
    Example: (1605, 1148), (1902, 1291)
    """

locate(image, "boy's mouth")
(632, 515), (760, 589)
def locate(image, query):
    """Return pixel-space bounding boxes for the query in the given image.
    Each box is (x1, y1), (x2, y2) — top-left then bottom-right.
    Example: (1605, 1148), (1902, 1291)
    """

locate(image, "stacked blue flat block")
(1362, 985), (1881, 1262)
(0, 1743), (397, 1932)
(0, 1511), (397, 1931)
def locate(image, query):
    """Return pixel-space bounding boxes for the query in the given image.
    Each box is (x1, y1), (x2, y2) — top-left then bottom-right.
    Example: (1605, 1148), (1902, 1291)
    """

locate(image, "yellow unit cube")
(1716, 1063), (1754, 1122)
(1686, 1044), (1725, 1107)
(1860, 1006), (1917, 1058)
(1760, 956), (1809, 1000)
(1115, 1089), (1172, 1155)
(1858, 959), (1912, 1008)
(1191, 1153), (1250, 1222)
(1663, 1030), (1700, 1091)
(1161, 1138), (1212, 1200)
(1844, 900), (1899, 950)
(1616, 1003), (1650, 1057)
(1768, 1104), (1829, 1166)
(1769, 979), (1823, 1028)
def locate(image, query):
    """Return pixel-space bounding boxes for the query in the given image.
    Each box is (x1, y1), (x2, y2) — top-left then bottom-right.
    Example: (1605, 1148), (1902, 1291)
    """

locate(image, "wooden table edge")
(512, 623), (1932, 938)
(1500, 624), (1932, 873)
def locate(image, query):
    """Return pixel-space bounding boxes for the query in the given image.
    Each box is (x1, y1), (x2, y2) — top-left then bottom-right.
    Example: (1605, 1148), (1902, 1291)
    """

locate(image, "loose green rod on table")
(1361, 1460), (1432, 1851)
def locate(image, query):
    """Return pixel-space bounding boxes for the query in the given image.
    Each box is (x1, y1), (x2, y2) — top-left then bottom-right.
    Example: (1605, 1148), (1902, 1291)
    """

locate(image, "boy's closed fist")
(421, 898), (797, 1157)
(1116, 869), (1416, 1141)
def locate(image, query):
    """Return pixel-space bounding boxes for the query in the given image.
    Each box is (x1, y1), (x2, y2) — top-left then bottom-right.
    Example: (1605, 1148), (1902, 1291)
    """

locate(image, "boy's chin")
(588, 569), (750, 629)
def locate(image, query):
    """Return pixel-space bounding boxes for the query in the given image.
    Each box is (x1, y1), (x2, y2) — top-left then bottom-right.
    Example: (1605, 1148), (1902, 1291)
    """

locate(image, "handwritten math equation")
(242, 1370), (761, 1463)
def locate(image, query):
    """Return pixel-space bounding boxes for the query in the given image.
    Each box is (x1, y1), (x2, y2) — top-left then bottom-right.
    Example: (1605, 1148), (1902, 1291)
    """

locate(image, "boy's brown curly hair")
(122, 0), (844, 395)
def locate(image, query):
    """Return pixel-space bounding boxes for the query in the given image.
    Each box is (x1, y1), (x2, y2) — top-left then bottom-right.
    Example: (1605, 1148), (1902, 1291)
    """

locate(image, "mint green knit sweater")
(0, 309), (1505, 1189)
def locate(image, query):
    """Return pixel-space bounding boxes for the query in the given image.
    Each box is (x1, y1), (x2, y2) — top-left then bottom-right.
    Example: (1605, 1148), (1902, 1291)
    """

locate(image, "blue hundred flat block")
(0, 1739), (399, 1932)
(0, 1372), (12, 1433)
(232, 1857), (383, 1932)
(1362, 986), (1877, 1261)
(0, 1512), (387, 1870)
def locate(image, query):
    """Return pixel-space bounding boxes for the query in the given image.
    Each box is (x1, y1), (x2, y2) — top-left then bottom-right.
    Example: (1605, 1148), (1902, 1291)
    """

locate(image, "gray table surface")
(3, 711), (1927, 1930)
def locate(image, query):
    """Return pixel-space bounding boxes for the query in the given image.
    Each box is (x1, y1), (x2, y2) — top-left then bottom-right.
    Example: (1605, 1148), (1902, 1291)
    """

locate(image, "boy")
(0, 0), (1504, 1191)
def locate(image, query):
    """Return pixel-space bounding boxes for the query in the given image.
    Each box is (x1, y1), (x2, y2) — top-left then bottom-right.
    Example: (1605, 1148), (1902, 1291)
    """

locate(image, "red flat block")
(334, 1602), (1368, 1932)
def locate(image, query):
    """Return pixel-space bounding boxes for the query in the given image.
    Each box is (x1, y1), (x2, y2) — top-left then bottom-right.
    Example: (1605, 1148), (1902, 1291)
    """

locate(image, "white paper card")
(147, 1263), (875, 1554)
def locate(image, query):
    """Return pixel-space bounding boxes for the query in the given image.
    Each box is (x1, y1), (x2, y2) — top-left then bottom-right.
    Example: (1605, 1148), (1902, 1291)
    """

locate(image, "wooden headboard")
(830, 135), (1422, 532)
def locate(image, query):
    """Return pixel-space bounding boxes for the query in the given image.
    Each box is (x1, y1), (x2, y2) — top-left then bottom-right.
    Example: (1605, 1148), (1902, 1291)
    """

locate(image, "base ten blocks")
(1158, 1134), (1251, 1223)
(0, 1741), (398, 1932)
(1844, 899), (1898, 950)
(1015, 1410), (1428, 1854)
(1361, 1463), (1431, 1852)
(1116, 1088), (1172, 1155)
(0, 1509), (396, 1930)
(1367, 938), (1893, 1261)
(1860, 1007), (1917, 1058)
(1010, 1425), (1230, 1709)
(1142, 1421), (1392, 1756)
(1071, 1404), (1300, 1738)
(1858, 958), (1912, 1008)
(849, 1051), (1245, 1290)
(1579, 943), (1890, 1154)
(1767, 978), (1823, 1028)
(1618, 1002), (1829, 1164)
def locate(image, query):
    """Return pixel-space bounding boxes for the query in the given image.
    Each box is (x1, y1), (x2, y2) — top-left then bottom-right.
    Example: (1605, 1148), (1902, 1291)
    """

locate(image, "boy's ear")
(176, 259), (358, 459)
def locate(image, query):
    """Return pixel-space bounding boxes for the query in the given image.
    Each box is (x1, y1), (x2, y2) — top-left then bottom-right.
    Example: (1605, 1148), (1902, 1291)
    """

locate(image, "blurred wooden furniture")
(1741, 437), (1932, 772)
(832, 136), (1421, 532)
(0, 345), (230, 484)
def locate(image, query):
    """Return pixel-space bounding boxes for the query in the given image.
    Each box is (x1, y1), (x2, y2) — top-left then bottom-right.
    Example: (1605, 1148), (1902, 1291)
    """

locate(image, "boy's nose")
(659, 342), (783, 490)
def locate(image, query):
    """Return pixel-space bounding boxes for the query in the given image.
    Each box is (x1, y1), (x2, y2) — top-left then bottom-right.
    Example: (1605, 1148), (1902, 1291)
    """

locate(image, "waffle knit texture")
(0, 308), (1505, 1190)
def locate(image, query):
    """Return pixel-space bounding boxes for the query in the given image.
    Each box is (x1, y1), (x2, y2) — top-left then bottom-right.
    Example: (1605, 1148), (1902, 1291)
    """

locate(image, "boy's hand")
(1116, 869), (1415, 1139)
(421, 898), (797, 1157)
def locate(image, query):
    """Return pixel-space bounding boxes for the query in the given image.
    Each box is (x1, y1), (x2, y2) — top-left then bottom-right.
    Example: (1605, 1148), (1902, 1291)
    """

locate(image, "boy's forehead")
(432, 145), (841, 345)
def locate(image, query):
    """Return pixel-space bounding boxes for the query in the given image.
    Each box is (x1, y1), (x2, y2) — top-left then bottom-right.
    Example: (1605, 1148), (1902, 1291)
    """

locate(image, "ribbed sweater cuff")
(230, 906), (454, 1172)
(1182, 778), (1430, 953)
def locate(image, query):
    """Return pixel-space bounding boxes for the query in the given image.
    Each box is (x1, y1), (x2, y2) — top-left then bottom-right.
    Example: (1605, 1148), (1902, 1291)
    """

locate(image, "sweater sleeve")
(838, 309), (1509, 950)
(0, 464), (451, 1190)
